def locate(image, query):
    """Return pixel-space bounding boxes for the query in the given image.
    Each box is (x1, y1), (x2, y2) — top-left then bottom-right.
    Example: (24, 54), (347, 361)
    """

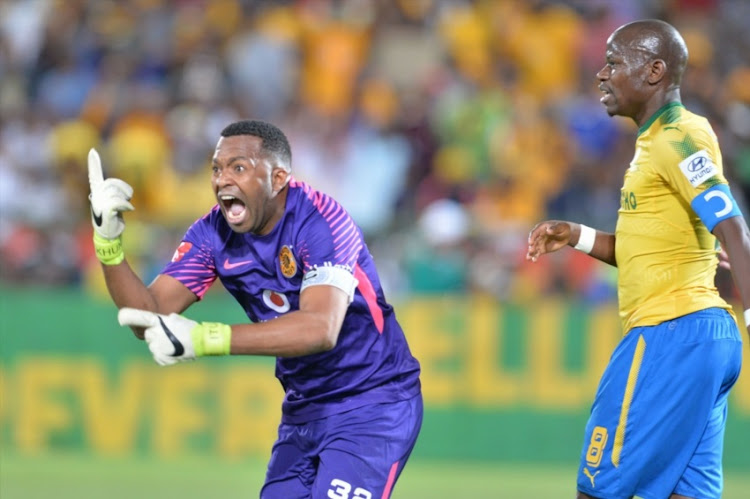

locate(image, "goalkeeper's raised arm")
(87, 148), (198, 339)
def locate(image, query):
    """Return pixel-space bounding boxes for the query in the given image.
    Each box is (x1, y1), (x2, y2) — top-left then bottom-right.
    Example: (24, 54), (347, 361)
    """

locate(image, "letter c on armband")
(691, 184), (742, 232)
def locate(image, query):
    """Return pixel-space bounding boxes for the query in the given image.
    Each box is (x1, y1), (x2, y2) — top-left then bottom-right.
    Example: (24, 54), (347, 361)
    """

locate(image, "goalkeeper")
(88, 120), (422, 498)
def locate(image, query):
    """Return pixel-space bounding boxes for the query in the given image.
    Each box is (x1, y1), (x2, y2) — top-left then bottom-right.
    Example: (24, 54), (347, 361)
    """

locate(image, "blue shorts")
(577, 308), (742, 499)
(261, 394), (423, 499)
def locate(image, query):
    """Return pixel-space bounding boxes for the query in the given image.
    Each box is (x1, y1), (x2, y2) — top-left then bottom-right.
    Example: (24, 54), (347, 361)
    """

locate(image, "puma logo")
(583, 468), (601, 488)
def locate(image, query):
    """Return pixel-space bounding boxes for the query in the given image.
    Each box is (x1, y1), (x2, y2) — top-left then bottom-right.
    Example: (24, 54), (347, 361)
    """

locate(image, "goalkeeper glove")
(117, 308), (232, 366)
(88, 148), (134, 265)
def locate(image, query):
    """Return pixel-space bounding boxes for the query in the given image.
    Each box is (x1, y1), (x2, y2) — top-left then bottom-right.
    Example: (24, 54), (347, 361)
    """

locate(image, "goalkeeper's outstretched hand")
(88, 148), (134, 265)
(118, 308), (231, 366)
(88, 148), (134, 240)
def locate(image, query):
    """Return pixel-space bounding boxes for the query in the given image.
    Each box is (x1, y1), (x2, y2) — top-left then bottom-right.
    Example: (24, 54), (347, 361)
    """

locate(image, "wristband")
(192, 322), (232, 356)
(745, 309), (750, 328)
(93, 233), (125, 265)
(574, 225), (596, 254)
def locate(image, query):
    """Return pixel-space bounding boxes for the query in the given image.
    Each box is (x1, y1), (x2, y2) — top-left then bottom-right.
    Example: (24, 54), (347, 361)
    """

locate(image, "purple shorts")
(261, 394), (423, 499)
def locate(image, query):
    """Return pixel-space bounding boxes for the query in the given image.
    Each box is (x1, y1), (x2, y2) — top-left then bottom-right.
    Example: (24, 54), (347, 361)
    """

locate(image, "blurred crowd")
(1, 0), (748, 304)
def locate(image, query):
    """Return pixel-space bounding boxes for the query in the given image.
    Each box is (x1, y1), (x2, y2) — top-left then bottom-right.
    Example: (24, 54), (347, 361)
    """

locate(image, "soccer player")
(526, 19), (750, 499)
(88, 120), (423, 498)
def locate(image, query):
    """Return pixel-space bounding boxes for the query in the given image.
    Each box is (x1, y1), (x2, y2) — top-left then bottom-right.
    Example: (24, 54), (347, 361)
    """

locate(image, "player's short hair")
(221, 120), (292, 166)
(616, 19), (688, 86)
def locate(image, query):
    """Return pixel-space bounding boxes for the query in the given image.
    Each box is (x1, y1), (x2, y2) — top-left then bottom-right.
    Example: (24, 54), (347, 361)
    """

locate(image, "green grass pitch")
(2, 452), (749, 498)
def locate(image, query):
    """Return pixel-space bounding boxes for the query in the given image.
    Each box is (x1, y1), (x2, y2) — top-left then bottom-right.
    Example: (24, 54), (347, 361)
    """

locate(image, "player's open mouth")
(599, 86), (612, 104)
(220, 194), (247, 224)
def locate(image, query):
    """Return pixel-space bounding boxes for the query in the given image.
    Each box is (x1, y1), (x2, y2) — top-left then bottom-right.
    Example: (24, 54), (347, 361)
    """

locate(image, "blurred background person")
(2, 0), (746, 302)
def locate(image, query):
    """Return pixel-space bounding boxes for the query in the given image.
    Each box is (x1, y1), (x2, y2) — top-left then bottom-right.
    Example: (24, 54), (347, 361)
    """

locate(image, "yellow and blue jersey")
(579, 103), (745, 498)
(615, 102), (736, 334)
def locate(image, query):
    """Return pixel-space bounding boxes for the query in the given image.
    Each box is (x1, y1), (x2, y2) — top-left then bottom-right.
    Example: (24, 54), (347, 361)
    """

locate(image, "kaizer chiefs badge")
(279, 245), (297, 278)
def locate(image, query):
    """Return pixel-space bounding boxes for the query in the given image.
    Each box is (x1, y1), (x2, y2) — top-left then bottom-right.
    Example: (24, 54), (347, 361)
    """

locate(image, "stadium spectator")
(1, 0), (748, 303)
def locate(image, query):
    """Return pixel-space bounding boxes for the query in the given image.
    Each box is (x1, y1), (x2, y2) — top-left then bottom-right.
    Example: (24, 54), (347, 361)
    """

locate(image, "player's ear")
(271, 165), (290, 195)
(648, 59), (667, 85)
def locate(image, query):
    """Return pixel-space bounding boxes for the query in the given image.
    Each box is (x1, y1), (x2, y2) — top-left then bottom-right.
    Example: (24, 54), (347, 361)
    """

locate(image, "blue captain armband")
(691, 184), (742, 232)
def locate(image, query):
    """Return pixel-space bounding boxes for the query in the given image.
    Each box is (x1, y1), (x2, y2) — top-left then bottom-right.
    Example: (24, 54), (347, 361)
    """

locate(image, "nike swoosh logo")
(91, 206), (103, 227)
(223, 258), (253, 270)
(158, 316), (184, 357)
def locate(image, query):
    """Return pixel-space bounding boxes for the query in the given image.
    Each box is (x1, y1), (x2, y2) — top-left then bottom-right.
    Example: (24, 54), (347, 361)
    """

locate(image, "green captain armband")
(93, 233), (125, 265)
(191, 322), (232, 357)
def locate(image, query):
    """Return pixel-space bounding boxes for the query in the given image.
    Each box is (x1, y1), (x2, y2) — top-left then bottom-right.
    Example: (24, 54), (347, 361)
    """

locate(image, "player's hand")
(88, 148), (134, 240)
(526, 221), (572, 262)
(118, 308), (198, 366)
(117, 308), (231, 366)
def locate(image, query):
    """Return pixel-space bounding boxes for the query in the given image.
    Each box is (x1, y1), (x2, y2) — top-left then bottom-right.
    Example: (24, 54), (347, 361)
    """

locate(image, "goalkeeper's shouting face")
(211, 133), (291, 235)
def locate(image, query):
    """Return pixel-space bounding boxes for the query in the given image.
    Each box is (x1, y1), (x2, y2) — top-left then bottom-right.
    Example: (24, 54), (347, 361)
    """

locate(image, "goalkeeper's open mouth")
(219, 194), (247, 225)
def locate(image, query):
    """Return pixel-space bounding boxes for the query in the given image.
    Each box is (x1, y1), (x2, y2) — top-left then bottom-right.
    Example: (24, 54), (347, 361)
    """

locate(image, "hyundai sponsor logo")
(687, 155), (706, 172)
(679, 150), (717, 187)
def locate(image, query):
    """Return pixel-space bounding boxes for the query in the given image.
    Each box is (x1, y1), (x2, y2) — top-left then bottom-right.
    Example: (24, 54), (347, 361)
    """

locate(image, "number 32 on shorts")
(328, 479), (372, 499)
(585, 426), (609, 467)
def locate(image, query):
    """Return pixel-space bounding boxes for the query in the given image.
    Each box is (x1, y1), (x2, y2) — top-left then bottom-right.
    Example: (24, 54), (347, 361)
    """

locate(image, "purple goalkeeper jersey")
(161, 178), (421, 423)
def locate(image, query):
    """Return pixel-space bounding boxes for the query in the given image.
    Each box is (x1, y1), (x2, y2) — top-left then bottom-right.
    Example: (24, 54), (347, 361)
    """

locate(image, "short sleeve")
(161, 217), (218, 299)
(652, 126), (728, 205)
(295, 199), (363, 273)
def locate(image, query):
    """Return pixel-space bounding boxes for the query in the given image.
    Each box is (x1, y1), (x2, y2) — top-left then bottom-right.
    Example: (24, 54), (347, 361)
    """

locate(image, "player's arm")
(117, 269), (356, 366)
(102, 264), (197, 339)
(686, 168), (750, 334)
(526, 220), (617, 266)
(230, 284), (349, 356)
(88, 148), (197, 339)
(101, 266), (196, 315)
(712, 216), (750, 335)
